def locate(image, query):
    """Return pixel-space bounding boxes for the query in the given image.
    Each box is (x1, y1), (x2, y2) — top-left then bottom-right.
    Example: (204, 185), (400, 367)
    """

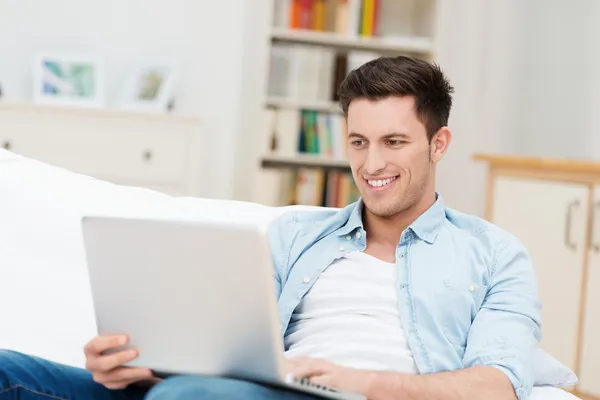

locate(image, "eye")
(350, 139), (367, 148)
(386, 139), (406, 146)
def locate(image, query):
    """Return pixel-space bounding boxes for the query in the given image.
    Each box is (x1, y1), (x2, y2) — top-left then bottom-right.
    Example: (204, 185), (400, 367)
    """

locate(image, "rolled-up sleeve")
(462, 236), (542, 400)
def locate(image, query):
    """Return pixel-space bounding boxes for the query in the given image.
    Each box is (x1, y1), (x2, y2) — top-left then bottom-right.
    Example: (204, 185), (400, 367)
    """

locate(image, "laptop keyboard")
(291, 376), (342, 394)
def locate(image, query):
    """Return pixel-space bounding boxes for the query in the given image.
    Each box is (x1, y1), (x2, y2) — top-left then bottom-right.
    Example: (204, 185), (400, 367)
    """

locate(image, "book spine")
(289, 0), (301, 28)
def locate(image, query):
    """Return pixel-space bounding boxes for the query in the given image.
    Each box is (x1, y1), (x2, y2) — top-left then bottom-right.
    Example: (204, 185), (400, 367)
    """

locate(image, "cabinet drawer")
(1, 126), (190, 185)
(491, 176), (588, 371)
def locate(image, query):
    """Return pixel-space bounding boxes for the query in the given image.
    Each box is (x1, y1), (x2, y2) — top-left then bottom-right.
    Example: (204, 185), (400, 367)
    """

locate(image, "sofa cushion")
(0, 149), (302, 367)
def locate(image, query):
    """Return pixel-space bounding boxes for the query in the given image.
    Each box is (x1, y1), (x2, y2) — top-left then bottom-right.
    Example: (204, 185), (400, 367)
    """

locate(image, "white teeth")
(367, 176), (397, 187)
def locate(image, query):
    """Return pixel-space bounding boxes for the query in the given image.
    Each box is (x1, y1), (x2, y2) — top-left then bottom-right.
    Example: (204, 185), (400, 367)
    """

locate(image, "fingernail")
(118, 336), (127, 346)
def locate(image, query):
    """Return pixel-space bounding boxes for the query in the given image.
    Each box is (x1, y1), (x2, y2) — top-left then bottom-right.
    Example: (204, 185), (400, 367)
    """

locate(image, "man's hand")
(286, 358), (517, 400)
(84, 334), (160, 390)
(286, 357), (375, 395)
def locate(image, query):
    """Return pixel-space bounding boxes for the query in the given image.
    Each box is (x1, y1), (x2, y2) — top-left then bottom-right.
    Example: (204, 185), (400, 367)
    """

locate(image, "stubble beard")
(361, 170), (430, 220)
(363, 188), (419, 219)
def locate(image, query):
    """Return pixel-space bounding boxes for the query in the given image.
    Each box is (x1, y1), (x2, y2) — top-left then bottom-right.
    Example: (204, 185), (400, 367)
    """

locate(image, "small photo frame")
(33, 54), (104, 108)
(119, 63), (178, 112)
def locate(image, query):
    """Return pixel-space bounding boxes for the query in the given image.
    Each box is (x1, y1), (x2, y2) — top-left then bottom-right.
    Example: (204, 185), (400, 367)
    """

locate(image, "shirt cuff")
(490, 364), (530, 400)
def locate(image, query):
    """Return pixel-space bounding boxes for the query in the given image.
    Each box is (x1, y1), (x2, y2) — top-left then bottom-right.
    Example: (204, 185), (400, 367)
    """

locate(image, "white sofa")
(0, 149), (580, 400)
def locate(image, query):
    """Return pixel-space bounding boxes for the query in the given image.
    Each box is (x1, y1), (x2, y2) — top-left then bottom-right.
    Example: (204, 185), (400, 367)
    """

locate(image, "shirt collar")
(409, 193), (446, 244)
(336, 194), (446, 244)
(336, 199), (365, 237)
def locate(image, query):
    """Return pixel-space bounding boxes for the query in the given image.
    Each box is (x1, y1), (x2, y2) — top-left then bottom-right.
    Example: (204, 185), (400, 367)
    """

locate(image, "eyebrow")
(348, 132), (411, 140)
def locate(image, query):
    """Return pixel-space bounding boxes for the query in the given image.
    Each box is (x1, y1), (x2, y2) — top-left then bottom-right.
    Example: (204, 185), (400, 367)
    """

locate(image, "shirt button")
(303, 277), (311, 283)
(345, 235), (351, 240)
(469, 284), (475, 292)
(355, 232), (362, 239)
(339, 247), (345, 251)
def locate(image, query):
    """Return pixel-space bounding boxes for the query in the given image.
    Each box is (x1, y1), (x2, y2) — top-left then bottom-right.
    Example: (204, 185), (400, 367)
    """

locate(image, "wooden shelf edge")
(270, 27), (433, 54)
(265, 97), (342, 114)
(0, 101), (202, 124)
(473, 153), (600, 175)
(261, 155), (351, 172)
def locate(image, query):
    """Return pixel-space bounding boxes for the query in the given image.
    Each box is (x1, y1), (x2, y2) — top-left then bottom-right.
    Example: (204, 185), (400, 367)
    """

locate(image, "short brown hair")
(337, 56), (454, 141)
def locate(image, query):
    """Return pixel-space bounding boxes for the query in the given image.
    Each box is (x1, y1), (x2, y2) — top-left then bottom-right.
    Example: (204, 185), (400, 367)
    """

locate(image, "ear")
(430, 127), (451, 163)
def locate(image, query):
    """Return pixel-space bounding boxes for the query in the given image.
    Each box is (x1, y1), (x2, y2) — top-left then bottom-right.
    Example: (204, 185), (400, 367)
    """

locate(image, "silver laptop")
(81, 216), (365, 400)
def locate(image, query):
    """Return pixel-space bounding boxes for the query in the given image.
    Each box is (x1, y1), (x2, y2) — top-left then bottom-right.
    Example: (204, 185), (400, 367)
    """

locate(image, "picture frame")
(33, 54), (104, 108)
(118, 62), (178, 112)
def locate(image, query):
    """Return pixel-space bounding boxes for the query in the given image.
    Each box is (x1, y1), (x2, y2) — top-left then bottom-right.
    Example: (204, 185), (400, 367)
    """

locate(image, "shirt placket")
(396, 230), (432, 373)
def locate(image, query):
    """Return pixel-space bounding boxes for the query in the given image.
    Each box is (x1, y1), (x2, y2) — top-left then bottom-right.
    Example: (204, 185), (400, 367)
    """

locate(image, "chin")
(362, 198), (401, 218)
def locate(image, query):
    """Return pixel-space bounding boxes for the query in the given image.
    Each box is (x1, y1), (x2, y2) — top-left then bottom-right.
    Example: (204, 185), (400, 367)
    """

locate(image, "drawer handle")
(592, 201), (600, 252)
(142, 150), (153, 162)
(564, 199), (580, 251)
(2, 141), (11, 151)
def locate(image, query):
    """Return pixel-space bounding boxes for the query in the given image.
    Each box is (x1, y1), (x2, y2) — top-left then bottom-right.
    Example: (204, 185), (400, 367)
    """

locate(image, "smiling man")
(269, 56), (542, 400)
(0, 56), (543, 400)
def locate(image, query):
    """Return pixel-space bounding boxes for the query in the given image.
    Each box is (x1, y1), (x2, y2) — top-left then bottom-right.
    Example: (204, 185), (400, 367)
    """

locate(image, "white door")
(577, 186), (600, 397)
(491, 176), (589, 372)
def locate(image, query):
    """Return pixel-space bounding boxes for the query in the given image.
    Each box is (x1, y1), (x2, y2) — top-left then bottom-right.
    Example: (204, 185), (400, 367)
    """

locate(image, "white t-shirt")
(284, 251), (419, 374)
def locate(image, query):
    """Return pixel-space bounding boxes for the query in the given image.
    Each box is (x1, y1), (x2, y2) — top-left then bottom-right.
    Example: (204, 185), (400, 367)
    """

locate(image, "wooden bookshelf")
(270, 27), (433, 55)
(261, 154), (351, 172)
(252, 0), (440, 206)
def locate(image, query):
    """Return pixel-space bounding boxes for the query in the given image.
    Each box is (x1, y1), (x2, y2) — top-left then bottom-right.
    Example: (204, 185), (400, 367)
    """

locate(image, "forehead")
(346, 96), (423, 137)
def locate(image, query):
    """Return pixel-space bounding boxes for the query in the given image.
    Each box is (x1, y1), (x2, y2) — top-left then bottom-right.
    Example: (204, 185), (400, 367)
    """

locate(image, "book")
(273, 0), (379, 36)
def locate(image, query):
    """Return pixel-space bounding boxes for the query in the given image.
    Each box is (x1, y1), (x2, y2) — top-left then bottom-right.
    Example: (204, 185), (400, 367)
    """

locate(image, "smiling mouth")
(365, 176), (398, 188)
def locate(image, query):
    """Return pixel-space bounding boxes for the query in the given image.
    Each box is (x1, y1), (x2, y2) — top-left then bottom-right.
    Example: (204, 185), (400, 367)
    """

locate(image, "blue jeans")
(0, 350), (320, 399)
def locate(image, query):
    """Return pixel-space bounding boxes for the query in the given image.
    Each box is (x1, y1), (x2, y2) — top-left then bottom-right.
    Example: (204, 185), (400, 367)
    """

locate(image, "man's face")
(346, 96), (440, 218)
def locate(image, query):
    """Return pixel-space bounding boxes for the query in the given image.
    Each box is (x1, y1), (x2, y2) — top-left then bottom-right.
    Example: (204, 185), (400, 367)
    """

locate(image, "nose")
(364, 146), (386, 175)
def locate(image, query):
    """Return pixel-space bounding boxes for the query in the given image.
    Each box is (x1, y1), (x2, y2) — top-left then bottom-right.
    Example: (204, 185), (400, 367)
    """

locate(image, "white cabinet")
(578, 187), (600, 397)
(0, 103), (203, 197)
(491, 176), (588, 372)
(476, 153), (600, 400)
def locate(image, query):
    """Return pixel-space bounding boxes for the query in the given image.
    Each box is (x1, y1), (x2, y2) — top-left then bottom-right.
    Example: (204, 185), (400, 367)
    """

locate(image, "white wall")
(232, 0), (274, 202)
(590, 1), (600, 159)
(0, 0), (248, 200)
(433, 0), (487, 216)
(435, 0), (598, 216)
(516, 0), (598, 160)
(430, 0), (528, 216)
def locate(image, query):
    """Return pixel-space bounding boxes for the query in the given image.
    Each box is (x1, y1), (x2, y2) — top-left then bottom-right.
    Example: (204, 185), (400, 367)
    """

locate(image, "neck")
(363, 191), (436, 246)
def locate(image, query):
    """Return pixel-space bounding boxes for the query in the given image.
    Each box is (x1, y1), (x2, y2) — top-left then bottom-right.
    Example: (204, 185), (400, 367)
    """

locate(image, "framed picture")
(118, 63), (178, 112)
(33, 54), (104, 108)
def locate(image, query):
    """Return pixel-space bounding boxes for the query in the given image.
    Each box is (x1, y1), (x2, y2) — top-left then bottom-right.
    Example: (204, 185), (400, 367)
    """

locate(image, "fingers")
(86, 348), (139, 372)
(286, 357), (331, 378)
(286, 357), (327, 369)
(83, 334), (154, 390)
(291, 365), (328, 378)
(84, 335), (136, 374)
(92, 367), (154, 389)
(84, 335), (128, 356)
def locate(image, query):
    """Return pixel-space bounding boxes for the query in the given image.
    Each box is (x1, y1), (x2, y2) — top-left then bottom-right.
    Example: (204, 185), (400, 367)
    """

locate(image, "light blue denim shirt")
(268, 194), (542, 400)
